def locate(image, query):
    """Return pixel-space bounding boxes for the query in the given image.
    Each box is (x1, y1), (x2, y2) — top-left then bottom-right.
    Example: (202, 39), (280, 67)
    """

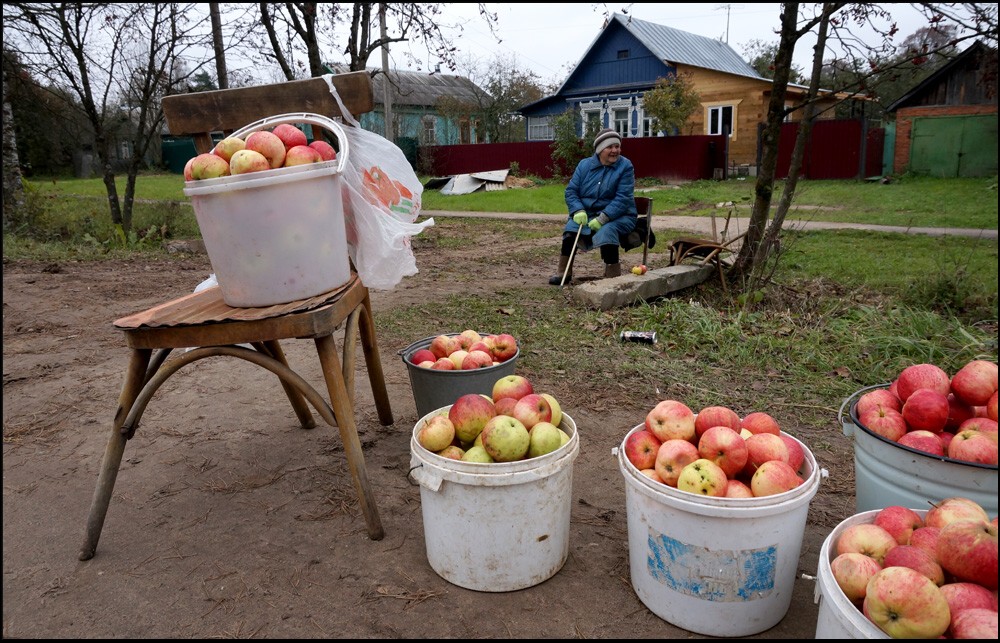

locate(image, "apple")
(939, 430), (956, 452)
(742, 432), (789, 476)
(489, 333), (518, 362)
(527, 421), (563, 458)
(461, 445), (494, 463)
(447, 349), (469, 370)
(896, 363), (952, 401)
(779, 434), (806, 473)
(836, 522), (898, 565)
(724, 479), (754, 498)
(939, 582), (998, 619)
(229, 148), (271, 174)
(948, 428), (998, 465)
(988, 390), (998, 422)
(624, 429), (662, 471)
(645, 399), (696, 442)
(480, 414), (530, 462)
(741, 411), (781, 436)
(750, 459), (802, 497)
(947, 393), (979, 431)
(430, 357), (455, 370)
(244, 130), (286, 168)
(557, 429), (570, 446)
(183, 156), (196, 181)
(448, 393), (496, 444)
(950, 359), (999, 406)
(540, 393), (562, 427)
(630, 265), (647, 275)
(639, 468), (663, 483)
(409, 348), (436, 365)
(467, 340), (492, 355)
(925, 497), (989, 529)
(429, 334), (460, 359)
(830, 552), (882, 603)
(873, 505), (924, 545)
(909, 526), (941, 554)
(897, 429), (946, 456)
(271, 123), (308, 151)
(190, 152), (231, 180)
(511, 393), (552, 429)
(676, 458), (728, 497)
(697, 425), (748, 478)
(653, 438), (700, 487)
(958, 416), (999, 437)
(694, 405), (741, 438)
(417, 414), (456, 452)
(863, 566), (951, 638)
(436, 445), (465, 460)
(309, 139), (337, 161)
(456, 329), (482, 350)
(461, 350), (494, 370)
(492, 374), (533, 403)
(883, 544), (946, 585)
(950, 608), (998, 639)
(859, 406), (909, 442)
(283, 144), (323, 166)
(902, 387), (950, 432)
(493, 396), (518, 417)
(856, 388), (903, 417)
(936, 519), (998, 590)
(418, 360), (435, 368)
(212, 136), (245, 162)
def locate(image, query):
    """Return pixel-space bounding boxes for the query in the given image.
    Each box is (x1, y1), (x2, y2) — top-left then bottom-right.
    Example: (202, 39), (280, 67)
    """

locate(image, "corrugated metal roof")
(326, 64), (490, 108)
(616, 13), (764, 80)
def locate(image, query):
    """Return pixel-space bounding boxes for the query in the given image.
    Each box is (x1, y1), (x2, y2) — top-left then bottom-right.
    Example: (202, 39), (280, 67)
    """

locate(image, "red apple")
(271, 123), (308, 151)
(645, 400), (696, 443)
(883, 544), (946, 585)
(958, 416), (999, 437)
(836, 522), (898, 565)
(863, 566), (951, 638)
(939, 582), (998, 619)
(244, 130), (286, 168)
(950, 359), (999, 406)
(925, 497), (989, 529)
(896, 363), (952, 401)
(511, 393), (552, 429)
(697, 425), (748, 478)
(653, 439), (700, 487)
(693, 405), (741, 438)
(447, 349), (469, 370)
(493, 396), (518, 417)
(936, 519), (998, 590)
(409, 348), (436, 365)
(897, 429), (946, 456)
(947, 393), (979, 431)
(283, 144), (323, 166)
(448, 393), (496, 445)
(639, 468), (663, 483)
(750, 459), (802, 497)
(859, 406), (908, 441)
(430, 357), (454, 370)
(624, 429), (662, 471)
(779, 434), (806, 473)
(724, 479), (754, 498)
(874, 505), (925, 545)
(988, 390), (998, 422)
(856, 388), (903, 417)
(491, 374), (533, 403)
(902, 387), (950, 432)
(189, 152), (231, 180)
(676, 458), (728, 497)
(830, 551), (883, 603)
(742, 432), (789, 476)
(309, 139), (337, 161)
(436, 444), (465, 460)
(489, 333), (518, 362)
(948, 428), (999, 465)
(417, 414), (456, 452)
(461, 350), (494, 370)
(909, 526), (941, 554)
(950, 608), (998, 639)
(741, 411), (780, 435)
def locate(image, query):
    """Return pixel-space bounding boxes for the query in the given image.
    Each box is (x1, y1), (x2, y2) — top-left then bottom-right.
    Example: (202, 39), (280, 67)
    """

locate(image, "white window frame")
(527, 115), (554, 141)
(703, 100), (740, 140)
(606, 97), (632, 137)
(421, 115), (437, 145)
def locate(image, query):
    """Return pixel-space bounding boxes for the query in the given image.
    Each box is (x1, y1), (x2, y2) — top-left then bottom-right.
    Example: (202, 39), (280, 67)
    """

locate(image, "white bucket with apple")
(183, 113), (351, 307)
(841, 384), (998, 517)
(614, 424), (822, 637)
(408, 406), (579, 592)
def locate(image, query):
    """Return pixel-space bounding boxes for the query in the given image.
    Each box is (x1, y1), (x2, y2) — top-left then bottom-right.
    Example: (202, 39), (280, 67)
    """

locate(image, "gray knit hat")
(594, 128), (621, 154)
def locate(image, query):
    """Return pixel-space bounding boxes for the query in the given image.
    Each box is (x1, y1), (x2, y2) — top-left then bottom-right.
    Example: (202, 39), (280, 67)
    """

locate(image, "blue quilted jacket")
(564, 154), (637, 223)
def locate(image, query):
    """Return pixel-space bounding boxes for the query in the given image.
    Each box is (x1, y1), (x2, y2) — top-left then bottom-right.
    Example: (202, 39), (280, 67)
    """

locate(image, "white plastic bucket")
(813, 509), (929, 638)
(840, 386), (998, 516)
(408, 408), (580, 592)
(183, 113), (351, 308)
(614, 424), (822, 637)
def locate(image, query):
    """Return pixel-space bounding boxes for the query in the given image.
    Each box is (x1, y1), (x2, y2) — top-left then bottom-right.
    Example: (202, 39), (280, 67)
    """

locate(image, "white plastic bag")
(324, 76), (434, 291)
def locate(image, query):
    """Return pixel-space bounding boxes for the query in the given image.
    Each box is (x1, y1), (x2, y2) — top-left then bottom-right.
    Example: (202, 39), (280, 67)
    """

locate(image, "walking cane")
(559, 223), (584, 287)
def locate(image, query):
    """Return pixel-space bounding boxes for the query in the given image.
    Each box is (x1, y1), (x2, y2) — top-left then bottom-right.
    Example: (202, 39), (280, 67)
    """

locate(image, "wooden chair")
(620, 196), (655, 266)
(78, 72), (394, 561)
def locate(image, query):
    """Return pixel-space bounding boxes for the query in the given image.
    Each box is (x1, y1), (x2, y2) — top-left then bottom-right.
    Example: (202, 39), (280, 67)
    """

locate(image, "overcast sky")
(391, 3), (940, 84)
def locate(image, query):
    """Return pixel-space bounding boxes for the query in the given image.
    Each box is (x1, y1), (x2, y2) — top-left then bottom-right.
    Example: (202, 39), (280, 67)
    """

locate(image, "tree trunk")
(210, 3), (229, 89)
(2, 66), (25, 223)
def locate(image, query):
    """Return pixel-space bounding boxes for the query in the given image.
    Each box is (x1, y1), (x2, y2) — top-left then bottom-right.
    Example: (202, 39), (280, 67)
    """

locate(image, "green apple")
(527, 421), (563, 458)
(540, 393), (563, 427)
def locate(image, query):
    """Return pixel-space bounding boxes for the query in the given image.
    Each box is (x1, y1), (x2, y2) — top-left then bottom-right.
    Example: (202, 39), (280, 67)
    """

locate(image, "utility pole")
(379, 3), (394, 141)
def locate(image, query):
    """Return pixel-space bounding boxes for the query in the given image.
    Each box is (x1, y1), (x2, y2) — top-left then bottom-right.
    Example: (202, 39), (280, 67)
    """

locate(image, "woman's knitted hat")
(594, 128), (622, 154)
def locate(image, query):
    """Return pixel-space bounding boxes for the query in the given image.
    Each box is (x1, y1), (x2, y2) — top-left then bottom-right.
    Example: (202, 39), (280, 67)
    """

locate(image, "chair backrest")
(161, 72), (375, 153)
(635, 196), (653, 217)
(634, 196), (654, 265)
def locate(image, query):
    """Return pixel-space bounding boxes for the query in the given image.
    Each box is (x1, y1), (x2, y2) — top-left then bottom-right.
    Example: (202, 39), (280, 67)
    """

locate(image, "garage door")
(909, 114), (998, 177)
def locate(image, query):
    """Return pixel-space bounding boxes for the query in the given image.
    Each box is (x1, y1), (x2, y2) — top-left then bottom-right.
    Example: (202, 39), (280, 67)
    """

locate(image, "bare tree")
(2, 64), (25, 222)
(4, 3), (212, 236)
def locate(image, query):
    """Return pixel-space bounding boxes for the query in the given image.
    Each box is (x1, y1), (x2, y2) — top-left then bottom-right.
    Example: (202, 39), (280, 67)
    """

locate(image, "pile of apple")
(415, 374), (570, 464)
(183, 123), (337, 181)
(409, 330), (517, 371)
(623, 400), (809, 498)
(854, 359), (998, 466)
(829, 497), (998, 638)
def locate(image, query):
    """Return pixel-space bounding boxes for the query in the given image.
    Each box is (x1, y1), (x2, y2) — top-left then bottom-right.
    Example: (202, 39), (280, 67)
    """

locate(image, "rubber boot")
(603, 262), (622, 278)
(548, 255), (573, 285)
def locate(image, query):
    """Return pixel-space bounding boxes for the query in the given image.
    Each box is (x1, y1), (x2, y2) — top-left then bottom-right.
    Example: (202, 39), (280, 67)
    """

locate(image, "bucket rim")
(183, 160), (340, 196)
(844, 384), (998, 471)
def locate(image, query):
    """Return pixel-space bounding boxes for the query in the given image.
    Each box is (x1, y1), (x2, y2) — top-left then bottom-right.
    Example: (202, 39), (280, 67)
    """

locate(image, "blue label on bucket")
(647, 530), (776, 601)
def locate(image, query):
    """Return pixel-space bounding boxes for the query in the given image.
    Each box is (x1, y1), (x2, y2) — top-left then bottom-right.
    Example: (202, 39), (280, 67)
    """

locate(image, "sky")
(393, 3), (939, 84)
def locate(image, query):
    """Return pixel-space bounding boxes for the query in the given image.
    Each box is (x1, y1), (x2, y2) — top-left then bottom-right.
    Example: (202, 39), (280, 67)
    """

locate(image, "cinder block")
(571, 265), (715, 310)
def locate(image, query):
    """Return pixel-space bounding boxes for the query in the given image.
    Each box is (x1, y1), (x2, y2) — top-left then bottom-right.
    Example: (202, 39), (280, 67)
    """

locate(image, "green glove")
(588, 218), (603, 232)
(572, 211), (588, 226)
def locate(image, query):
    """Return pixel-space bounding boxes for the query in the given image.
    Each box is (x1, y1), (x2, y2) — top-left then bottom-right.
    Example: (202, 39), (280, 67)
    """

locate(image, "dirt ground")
(2, 223), (861, 639)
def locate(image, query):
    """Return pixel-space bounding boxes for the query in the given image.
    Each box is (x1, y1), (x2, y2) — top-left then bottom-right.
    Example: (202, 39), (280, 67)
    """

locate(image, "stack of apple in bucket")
(414, 374), (569, 463)
(184, 124), (337, 181)
(623, 400), (808, 497)
(829, 497), (998, 638)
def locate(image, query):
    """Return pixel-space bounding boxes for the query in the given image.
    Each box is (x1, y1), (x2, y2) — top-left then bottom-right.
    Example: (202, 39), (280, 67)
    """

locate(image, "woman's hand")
(572, 211), (588, 226)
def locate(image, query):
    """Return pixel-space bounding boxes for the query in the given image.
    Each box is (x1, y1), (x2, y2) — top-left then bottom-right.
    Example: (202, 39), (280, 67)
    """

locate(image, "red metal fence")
(774, 119), (884, 179)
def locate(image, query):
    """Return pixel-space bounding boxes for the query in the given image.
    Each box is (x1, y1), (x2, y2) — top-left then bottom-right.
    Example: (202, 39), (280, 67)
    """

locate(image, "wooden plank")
(161, 72), (374, 136)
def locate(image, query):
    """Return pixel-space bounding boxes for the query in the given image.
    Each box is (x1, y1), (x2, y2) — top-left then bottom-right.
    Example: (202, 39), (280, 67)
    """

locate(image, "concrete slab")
(571, 264), (715, 310)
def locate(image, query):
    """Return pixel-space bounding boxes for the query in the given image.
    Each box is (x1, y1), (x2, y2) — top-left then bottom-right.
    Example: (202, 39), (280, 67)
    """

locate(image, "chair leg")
(79, 348), (152, 561)
(342, 307), (360, 409)
(314, 334), (385, 541)
(358, 291), (394, 427)
(259, 340), (316, 430)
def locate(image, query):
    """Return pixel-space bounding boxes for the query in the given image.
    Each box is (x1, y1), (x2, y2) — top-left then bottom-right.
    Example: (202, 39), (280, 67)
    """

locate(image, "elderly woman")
(549, 128), (637, 285)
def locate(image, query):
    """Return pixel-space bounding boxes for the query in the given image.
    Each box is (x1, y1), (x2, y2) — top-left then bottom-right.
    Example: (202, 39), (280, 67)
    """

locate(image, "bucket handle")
(838, 383), (891, 437)
(408, 462), (444, 492)
(229, 112), (349, 176)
